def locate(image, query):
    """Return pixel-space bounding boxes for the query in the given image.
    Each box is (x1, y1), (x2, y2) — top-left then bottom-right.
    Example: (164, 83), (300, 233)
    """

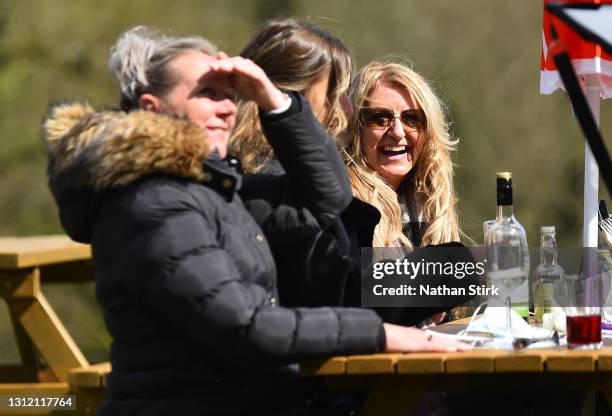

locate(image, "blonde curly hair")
(343, 61), (460, 247)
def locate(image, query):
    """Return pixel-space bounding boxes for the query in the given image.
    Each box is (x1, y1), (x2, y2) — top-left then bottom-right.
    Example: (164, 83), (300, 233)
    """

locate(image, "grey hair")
(109, 26), (217, 111)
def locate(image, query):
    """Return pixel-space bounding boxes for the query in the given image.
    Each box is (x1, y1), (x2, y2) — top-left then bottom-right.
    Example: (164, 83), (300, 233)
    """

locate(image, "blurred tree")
(0, 0), (610, 361)
(255, 0), (300, 21)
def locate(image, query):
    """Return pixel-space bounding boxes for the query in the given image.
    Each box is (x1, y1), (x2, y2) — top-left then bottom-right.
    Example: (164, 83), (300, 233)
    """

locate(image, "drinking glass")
(564, 274), (602, 350)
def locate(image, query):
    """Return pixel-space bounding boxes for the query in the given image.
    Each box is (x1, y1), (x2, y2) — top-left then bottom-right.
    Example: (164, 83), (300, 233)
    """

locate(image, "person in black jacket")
(230, 18), (356, 308)
(43, 26), (468, 416)
(229, 19), (470, 327)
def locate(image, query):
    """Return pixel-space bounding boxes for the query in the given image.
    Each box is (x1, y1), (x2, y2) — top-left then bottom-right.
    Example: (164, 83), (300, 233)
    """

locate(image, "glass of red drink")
(566, 314), (601, 348)
(564, 274), (602, 350)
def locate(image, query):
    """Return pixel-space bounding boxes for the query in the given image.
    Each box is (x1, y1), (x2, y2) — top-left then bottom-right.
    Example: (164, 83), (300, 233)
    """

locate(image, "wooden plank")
(346, 354), (401, 375)
(495, 350), (545, 372)
(596, 349), (612, 371)
(73, 386), (107, 416)
(445, 350), (499, 373)
(68, 362), (111, 388)
(300, 357), (346, 376)
(3, 270), (42, 383)
(0, 383), (71, 416)
(545, 350), (596, 372)
(396, 353), (446, 374)
(0, 269), (40, 299)
(19, 293), (89, 381)
(6, 302), (39, 381)
(0, 382), (70, 395)
(0, 236), (90, 269)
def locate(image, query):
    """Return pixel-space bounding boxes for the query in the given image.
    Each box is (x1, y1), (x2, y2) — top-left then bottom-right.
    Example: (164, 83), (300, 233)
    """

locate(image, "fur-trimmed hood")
(42, 103), (214, 242)
(44, 102), (212, 189)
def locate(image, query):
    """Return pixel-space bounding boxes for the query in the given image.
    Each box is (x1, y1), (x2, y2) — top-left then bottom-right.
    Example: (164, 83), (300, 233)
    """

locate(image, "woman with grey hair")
(43, 26), (467, 415)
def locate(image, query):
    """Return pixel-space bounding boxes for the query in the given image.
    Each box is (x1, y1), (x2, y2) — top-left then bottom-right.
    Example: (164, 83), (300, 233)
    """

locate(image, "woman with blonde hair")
(344, 60), (460, 249)
(231, 21), (468, 327)
(337, 60), (468, 325)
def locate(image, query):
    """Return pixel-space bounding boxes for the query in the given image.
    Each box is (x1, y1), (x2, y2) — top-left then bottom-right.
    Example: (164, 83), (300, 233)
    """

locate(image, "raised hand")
(208, 52), (287, 112)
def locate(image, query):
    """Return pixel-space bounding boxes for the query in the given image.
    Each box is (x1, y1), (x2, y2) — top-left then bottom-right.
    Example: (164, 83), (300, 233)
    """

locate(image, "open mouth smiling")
(379, 144), (409, 157)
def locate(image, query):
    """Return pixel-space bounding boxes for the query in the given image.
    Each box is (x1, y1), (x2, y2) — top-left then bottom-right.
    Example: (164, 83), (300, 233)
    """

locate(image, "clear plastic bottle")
(533, 226), (565, 326)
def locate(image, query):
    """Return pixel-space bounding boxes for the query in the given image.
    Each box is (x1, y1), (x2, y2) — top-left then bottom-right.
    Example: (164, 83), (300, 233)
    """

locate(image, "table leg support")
(5, 299), (39, 381)
(2, 268), (89, 382)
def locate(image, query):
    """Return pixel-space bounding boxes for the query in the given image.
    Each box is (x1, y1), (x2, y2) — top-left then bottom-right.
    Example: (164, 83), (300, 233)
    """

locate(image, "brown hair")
(229, 17), (351, 172)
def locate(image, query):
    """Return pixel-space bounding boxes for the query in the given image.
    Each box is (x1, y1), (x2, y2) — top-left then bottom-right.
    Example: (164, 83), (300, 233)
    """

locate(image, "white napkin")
(466, 307), (552, 340)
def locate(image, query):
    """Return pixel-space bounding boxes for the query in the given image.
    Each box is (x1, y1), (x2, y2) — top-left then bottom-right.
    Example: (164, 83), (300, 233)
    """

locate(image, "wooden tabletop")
(302, 347), (612, 376)
(0, 235), (91, 269)
(302, 316), (612, 376)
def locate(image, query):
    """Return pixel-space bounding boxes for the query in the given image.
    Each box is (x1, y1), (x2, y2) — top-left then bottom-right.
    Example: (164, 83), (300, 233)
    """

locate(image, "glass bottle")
(533, 226), (565, 326)
(486, 172), (531, 336)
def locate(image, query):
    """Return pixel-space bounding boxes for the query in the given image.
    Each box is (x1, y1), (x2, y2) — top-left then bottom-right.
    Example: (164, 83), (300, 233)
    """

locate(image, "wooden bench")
(0, 235), (94, 383)
(0, 235), (95, 415)
(68, 362), (110, 415)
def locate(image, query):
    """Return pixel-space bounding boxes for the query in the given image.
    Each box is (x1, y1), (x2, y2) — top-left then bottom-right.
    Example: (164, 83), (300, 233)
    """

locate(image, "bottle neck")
(496, 181), (513, 220)
(496, 204), (514, 220)
(540, 234), (558, 264)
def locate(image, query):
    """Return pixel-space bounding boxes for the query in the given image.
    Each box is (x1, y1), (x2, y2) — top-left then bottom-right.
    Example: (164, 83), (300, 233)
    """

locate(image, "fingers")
(208, 57), (266, 93)
(425, 333), (472, 352)
(384, 324), (472, 353)
(209, 56), (262, 79)
(216, 51), (229, 59)
(207, 56), (284, 111)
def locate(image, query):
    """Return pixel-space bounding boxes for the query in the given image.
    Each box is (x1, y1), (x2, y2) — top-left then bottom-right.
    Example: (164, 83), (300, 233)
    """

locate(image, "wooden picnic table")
(301, 318), (612, 416)
(3, 235), (612, 415)
(0, 235), (94, 414)
(61, 319), (612, 415)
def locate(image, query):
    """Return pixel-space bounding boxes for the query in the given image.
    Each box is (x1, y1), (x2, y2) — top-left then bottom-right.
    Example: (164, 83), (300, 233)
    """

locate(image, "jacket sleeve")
(257, 92), (352, 227)
(105, 181), (385, 368)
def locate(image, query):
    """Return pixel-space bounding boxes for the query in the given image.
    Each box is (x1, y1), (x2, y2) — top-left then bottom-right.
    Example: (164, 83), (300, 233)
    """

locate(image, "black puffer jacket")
(43, 95), (385, 415)
(247, 170), (470, 326)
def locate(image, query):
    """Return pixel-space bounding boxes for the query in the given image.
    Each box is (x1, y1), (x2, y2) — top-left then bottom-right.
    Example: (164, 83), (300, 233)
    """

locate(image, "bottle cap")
(496, 172), (512, 180)
(541, 226), (556, 234)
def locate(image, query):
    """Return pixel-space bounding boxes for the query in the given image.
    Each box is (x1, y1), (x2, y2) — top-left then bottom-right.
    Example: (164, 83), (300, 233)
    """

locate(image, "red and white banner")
(541, 0), (612, 98)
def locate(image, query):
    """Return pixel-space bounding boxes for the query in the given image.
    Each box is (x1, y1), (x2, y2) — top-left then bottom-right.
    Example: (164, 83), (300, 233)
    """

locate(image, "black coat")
(248, 176), (470, 326)
(43, 94), (384, 415)
(342, 199), (478, 325)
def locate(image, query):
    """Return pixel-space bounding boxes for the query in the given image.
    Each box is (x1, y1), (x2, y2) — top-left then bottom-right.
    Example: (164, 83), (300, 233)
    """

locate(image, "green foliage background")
(0, 0), (610, 363)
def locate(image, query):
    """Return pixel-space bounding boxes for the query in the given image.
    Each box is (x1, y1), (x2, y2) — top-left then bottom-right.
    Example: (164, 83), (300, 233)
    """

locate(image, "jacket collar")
(201, 151), (242, 201)
(43, 102), (217, 190)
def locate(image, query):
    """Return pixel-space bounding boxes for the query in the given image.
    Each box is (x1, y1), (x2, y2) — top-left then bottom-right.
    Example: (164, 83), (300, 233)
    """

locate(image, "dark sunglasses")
(359, 107), (426, 131)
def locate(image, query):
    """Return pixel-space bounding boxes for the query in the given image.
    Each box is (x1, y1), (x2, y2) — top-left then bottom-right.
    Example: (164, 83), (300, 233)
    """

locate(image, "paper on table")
(466, 307), (553, 340)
